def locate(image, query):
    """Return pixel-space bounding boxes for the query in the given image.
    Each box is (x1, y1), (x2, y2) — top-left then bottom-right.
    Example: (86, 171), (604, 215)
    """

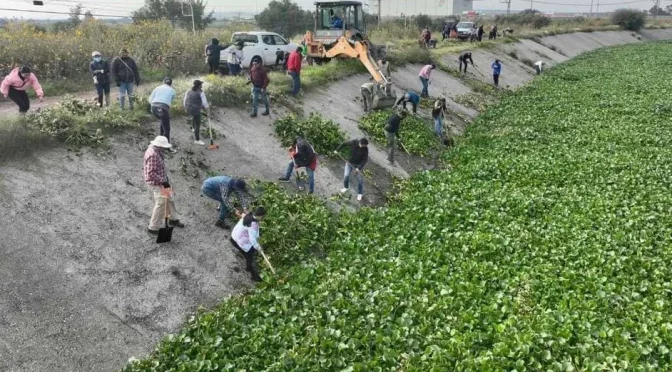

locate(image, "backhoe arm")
(325, 37), (390, 85)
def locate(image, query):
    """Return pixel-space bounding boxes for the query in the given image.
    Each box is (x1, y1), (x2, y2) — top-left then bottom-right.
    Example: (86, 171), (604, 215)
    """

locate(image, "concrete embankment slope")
(0, 29), (670, 372)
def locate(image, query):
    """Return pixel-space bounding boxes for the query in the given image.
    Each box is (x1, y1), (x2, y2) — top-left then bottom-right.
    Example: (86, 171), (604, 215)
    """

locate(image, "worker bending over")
(201, 176), (251, 229)
(458, 52), (475, 73)
(230, 207), (267, 282)
(395, 91), (420, 114)
(279, 136), (317, 194)
(335, 138), (369, 202)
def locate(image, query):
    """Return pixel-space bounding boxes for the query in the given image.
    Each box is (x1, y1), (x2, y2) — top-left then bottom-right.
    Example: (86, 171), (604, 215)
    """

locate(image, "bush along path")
(122, 41), (672, 371)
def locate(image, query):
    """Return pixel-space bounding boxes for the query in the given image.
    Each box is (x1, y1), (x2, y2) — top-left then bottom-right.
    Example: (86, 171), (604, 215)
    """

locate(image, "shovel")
(156, 194), (174, 244)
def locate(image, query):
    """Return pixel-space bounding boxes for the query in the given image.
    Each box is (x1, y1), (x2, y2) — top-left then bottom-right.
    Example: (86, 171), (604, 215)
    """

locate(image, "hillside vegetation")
(122, 41), (672, 371)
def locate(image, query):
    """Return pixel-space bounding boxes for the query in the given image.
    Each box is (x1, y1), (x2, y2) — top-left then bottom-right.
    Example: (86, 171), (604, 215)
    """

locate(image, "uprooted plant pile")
(20, 96), (146, 146)
(274, 113), (346, 156)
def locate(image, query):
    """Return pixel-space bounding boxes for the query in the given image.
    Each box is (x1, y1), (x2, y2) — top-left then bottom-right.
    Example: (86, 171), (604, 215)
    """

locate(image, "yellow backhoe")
(303, 0), (397, 110)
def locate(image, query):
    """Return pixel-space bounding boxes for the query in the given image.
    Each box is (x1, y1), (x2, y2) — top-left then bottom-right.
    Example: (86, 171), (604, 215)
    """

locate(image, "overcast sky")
(2, 0), (655, 20)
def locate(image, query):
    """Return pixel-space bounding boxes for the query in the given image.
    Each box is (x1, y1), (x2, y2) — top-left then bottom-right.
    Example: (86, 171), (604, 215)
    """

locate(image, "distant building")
(372, 0), (473, 18)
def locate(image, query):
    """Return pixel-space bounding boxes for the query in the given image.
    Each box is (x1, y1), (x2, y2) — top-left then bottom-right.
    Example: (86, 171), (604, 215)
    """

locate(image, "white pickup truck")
(220, 31), (299, 70)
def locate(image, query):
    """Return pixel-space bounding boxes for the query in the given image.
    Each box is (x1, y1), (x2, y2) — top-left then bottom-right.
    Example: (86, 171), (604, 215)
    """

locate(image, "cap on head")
(92, 51), (101, 57)
(236, 41), (244, 48)
(163, 77), (173, 85)
(150, 136), (172, 149)
(254, 206), (267, 217)
(120, 48), (129, 54)
(359, 138), (369, 146)
(404, 93), (410, 100)
(193, 79), (203, 87)
(234, 179), (247, 190)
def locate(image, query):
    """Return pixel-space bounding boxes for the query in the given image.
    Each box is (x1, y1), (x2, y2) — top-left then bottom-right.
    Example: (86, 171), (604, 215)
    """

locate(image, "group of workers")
(143, 136), (267, 281)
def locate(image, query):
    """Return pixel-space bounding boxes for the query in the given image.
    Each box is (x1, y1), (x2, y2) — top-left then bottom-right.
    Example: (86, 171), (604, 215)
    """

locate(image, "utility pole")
(530, 0), (534, 11)
(378, 0), (381, 26)
(653, 0), (661, 18)
(182, 0), (196, 36)
(590, 0), (594, 17)
(500, 0), (512, 15)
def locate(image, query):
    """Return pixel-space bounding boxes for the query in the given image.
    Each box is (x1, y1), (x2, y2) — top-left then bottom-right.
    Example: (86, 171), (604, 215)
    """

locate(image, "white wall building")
(368, 0), (474, 18)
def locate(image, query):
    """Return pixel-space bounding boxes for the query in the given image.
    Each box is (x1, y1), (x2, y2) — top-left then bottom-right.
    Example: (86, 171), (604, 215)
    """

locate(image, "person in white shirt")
(230, 207), (267, 282)
(227, 41), (245, 76)
(183, 79), (209, 145)
(534, 60), (544, 75)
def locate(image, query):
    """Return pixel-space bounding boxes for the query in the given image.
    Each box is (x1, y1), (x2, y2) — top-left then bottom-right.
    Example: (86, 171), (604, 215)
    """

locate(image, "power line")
(516, 0), (648, 6)
(0, 7), (129, 17)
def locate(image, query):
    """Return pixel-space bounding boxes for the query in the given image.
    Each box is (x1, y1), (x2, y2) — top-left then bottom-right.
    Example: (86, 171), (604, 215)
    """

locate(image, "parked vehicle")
(220, 31), (299, 71)
(456, 21), (475, 40)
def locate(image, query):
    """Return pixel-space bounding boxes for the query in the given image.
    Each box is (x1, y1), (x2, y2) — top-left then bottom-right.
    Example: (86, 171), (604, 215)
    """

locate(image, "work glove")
(162, 182), (171, 188)
(333, 150), (338, 155)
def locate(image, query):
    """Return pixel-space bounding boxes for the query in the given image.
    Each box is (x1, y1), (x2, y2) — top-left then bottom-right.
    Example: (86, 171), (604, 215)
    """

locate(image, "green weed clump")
(21, 96), (146, 147)
(251, 182), (339, 266)
(358, 109), (441, 157)
(273, 113), (346, 156)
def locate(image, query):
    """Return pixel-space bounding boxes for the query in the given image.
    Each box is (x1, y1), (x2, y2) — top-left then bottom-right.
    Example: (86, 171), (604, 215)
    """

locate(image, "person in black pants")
(89, 51), (111, 107)
(205, 38), (224, 75)
(458, 52), (475, 73)
(230, 207), (267, 282)
(1, 66), (44, 113)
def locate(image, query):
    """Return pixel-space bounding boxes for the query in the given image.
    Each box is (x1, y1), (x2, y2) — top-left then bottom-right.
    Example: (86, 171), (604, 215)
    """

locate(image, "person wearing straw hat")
(89, 51), (111, 107)
(144, 136), (184, 234)
(183, 79), (209, 145)
(230, 207), (267, 282)
(111, 48), (140, 110)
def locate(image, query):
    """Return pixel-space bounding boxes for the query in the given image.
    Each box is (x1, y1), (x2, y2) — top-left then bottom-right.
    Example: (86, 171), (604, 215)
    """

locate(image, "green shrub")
(273, 113), (346, 156)
(611, 8), (646, 31)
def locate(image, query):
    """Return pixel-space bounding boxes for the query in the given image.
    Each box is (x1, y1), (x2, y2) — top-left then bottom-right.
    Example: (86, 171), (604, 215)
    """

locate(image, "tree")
(84, 10), (94, 20)
(132, 0), (214, 30)
(255, 0), (313, 39)
(414, 14), (431, 29)
(69, 3), (82, 26)
(649, 5), (670, 16)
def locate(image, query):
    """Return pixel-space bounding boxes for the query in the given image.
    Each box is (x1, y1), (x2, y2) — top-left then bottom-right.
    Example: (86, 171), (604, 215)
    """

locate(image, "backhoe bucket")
(371, 89), (397, 110)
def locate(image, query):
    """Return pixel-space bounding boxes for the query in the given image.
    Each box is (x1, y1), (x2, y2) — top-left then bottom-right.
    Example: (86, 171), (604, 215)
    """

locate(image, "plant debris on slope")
(359, 109), (441, 157)
(19, 96), (146, 147)
(273, 113), (346, 156)
(124, 42), (672, 371)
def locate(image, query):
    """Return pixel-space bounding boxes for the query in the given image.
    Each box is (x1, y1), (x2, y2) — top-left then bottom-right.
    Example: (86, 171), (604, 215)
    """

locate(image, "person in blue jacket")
(330, 10), (343, 29)
(201, 176), (252, 229)
(395, 91), (420, 114)
(492, 59), (502, 87)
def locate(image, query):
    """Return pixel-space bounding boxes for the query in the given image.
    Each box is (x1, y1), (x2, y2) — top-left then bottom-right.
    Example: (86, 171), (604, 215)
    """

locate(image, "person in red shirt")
(248, 60), (270, 117)
(286, 46), (302, 96)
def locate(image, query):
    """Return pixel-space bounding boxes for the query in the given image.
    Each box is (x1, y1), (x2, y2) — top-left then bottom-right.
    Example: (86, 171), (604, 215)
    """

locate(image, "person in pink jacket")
(1, 66), (44, 113)
(418, 63), (435, 98)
